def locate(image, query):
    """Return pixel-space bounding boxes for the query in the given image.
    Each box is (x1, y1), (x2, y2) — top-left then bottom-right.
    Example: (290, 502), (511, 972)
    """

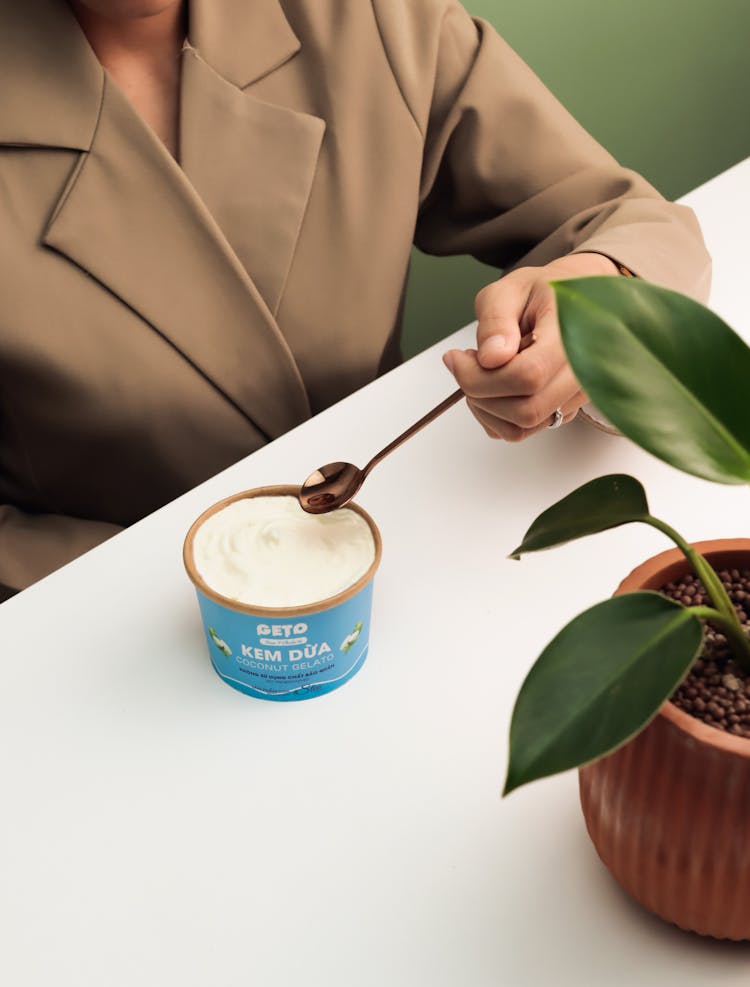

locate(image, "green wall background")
(401, 0), (750, 357)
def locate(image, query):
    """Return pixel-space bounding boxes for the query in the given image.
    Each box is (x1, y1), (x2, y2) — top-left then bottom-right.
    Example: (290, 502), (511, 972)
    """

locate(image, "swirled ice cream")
(193, 495), (376, 608)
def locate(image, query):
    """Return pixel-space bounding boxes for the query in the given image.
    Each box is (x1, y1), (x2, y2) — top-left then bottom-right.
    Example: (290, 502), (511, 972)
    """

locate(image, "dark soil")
(664, 567), (750, 738)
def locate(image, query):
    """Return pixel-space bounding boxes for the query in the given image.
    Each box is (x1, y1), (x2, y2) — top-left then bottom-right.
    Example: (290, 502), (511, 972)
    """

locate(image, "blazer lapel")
(0, 0), (101, 149)
(42, 73), (312, 440)
(179, 46), (325, 318)
(5, 0), (328, 441)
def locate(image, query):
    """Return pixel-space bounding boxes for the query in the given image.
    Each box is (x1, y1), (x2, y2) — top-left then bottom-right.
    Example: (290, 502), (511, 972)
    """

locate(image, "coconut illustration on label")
(208, 626), (232, 657)
(340, 621), (363, 652)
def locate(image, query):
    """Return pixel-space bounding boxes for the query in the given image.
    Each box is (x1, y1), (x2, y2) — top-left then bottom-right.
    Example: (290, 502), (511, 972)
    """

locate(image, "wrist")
(547, 252), (620, 279)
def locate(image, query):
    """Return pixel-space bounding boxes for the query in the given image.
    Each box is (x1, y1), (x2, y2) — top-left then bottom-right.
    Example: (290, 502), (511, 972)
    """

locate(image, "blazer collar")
(0, 0), (301, 147)
(190, 0), (301, 89)
(0, 0), (102, 149)
(1, 0), (318, 439)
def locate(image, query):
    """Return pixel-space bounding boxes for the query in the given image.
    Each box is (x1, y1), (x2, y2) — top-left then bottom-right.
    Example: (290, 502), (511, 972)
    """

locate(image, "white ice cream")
(193, 496), (376, 607)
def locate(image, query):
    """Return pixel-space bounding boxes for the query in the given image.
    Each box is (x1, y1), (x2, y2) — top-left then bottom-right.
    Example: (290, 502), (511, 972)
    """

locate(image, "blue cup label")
(195, 581), (374, 701)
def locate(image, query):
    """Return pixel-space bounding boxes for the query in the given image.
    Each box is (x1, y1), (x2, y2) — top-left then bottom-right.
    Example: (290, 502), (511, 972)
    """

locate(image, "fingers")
(468, 364), (584, 430)
(443, 306), (565, 400)
(443, 266), (593, 442)
(445, 341), (586, 440)
(467, 393), (582, 442)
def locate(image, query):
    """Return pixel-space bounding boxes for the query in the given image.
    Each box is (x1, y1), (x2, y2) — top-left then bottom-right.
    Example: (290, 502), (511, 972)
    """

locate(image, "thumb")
(477, 328), (521, 369)
(475, 285), (524, 370)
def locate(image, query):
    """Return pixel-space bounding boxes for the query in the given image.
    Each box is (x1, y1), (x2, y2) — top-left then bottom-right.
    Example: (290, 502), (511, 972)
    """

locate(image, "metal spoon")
(298, 332), (536, 514)
(299, 388), (464, 514)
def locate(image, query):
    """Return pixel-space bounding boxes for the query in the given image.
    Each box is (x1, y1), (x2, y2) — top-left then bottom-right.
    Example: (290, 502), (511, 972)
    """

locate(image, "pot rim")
(183, 484), (383, 617)
(617, 537), (750, 759)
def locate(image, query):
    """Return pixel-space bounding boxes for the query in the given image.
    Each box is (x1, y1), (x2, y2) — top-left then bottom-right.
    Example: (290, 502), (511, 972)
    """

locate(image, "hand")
(442, 252), (619, 441)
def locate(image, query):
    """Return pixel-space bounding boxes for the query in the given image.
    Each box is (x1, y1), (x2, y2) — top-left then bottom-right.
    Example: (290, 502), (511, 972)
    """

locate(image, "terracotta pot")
(579, 539), (750, 940)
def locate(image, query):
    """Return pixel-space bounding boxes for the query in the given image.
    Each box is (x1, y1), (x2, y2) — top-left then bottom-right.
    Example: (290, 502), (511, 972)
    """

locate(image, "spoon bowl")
(299, 462), (364, 514)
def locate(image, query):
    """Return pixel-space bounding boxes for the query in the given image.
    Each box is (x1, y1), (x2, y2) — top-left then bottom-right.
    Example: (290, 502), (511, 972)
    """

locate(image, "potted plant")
(503, 276), (750, 940)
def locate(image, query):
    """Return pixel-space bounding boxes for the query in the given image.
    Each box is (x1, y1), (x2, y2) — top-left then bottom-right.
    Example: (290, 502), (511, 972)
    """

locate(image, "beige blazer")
(0, 0), (710, 595)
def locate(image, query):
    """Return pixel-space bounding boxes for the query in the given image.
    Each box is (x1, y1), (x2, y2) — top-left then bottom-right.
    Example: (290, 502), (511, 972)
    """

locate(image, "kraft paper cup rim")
(183, 484), (383, 617)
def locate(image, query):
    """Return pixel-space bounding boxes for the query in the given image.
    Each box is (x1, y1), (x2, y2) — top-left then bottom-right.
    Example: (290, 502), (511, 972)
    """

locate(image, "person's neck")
(70, 2), (186, 67)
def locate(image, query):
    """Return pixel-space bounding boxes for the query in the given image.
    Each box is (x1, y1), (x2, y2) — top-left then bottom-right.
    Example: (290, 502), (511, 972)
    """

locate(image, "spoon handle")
(360, 330), (536, 480)
(361, 388), (464, 479)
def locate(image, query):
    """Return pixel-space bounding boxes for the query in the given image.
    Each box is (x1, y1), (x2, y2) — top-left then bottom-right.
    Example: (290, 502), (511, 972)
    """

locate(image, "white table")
(2, 159), (749, 986)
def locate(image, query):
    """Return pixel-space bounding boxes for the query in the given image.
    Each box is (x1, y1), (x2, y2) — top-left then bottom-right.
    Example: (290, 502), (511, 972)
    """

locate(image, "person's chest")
(0, 3), (426, 519)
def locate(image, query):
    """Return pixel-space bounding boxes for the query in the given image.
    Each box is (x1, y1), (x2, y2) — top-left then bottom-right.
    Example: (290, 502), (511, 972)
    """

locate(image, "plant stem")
(644, 515), (750, 669)
(686, 606), (750, 670)
(646, 517), (739, 624)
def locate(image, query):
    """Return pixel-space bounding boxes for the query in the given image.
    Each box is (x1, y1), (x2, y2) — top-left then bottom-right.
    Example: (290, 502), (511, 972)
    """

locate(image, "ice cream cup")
(183, 485), (382, 701)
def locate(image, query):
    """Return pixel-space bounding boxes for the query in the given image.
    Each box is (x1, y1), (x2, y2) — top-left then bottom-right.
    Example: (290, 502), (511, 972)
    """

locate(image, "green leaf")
(510, 474), (649, 558)
(504, 592), (703, 795)
(553, 277), (750, 485)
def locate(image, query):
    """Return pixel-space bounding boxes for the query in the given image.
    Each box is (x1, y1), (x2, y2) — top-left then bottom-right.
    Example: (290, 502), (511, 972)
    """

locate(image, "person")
(0, 0), (710, 600)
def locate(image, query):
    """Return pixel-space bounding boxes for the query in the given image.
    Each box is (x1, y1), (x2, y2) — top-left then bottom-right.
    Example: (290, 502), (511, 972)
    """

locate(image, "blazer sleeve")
(371, 0), (711, 300)
(0, 505), (121, 600)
